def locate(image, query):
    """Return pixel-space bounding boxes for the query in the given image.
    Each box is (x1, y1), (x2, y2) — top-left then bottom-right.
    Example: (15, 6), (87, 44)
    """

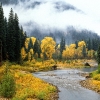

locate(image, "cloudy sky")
(2, 0), (100, 35)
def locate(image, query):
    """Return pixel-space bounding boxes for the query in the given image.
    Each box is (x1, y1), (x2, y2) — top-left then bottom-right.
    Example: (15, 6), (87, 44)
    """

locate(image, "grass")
(0, 59), (95, 99)
(0, 63), (58, 100)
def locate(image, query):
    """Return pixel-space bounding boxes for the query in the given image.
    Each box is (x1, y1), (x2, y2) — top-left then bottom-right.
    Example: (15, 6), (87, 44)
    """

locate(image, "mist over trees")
(30, 26), (100, 51)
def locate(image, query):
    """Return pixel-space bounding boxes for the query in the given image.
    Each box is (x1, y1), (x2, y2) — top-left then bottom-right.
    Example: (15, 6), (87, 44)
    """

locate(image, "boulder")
(84, 62), (91, 66)
(52, 65), (57, 70)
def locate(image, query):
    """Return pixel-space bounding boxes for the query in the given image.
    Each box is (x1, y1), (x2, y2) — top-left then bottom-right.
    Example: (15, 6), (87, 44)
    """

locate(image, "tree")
(21, 47), (27, 61)
(82, 45), (87, 58)
(60, 37), (65, 54)
(14, 13), (21, 62)
(33, 39), (41, 58)
(97, 45), (100, 64)
(77, 41), (86, 58)
(0, 3), (7, 60)
(75, 41), (78, 49)
(87, 38), (92, 50)
(28, 38), (33, 52)
(41, 37), (56, 59)
(20, 26), (27, 48)
(7, 8), (16, 62)
(62, 44), (76, 59)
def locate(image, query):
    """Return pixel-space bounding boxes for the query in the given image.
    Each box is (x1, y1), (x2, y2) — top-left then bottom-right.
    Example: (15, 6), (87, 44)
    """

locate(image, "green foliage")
(60, 37), (65, 54)
(82, 45), (87, 58)
(14, 13), (21, 63)
(93, 74), (100, 81)
(98, 64), (100, 73)
(97, 45), (100, 64)
(89, 70), (98, 78)
(0, 3), (7, 60)
(0, 66), (16, 98)
(28, 38), (33, 52)
(33, 39), (41, 58)
(37, 91), (46, 100)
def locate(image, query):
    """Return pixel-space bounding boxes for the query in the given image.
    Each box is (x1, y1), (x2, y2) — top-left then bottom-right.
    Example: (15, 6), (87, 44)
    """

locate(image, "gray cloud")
(2, 0), (100, 35)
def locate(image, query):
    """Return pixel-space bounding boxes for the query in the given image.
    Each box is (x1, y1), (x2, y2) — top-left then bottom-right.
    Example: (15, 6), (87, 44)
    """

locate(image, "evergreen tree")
(7, 8), (16, 62)
(92, 39), (99, 51)
(97, 45), (100, 64)
(14, 13), (21, 62)
(20, 26), (27, 48)
(0, 3), (7, 60)
(87, 38), (92, 50)
(60, 37), (65, 54)
(75, 41), (78, 49)
(82, 45), (87, 58)
(28, 38), (33, 52)
(33, 39), (41, 58)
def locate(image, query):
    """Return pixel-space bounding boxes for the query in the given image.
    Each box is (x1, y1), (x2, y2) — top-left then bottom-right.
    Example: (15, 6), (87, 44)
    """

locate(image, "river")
(33, 68), (100, 100)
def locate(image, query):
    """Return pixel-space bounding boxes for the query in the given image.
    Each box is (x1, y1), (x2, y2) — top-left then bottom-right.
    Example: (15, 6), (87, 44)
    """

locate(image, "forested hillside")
(30, 25), (100, 46)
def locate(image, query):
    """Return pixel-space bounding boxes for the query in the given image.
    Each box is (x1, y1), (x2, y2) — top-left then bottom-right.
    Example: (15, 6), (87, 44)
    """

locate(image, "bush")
(98, 64), (100, 73)
(0, 72), (16, 98)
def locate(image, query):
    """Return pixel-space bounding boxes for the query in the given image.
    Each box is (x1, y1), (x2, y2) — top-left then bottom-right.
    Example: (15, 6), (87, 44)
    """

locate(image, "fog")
(2, 0), (100, 35)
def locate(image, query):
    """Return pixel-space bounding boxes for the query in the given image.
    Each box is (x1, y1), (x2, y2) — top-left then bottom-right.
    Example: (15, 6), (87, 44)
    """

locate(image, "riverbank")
(0, 66), (59, 100)
(0, 59), (98, 100)
(80, 69), (100, 94)
(80, 79), (100, 94)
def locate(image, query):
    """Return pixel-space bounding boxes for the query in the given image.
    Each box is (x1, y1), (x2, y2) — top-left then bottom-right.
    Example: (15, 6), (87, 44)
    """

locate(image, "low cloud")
(2, 0), (100, 35)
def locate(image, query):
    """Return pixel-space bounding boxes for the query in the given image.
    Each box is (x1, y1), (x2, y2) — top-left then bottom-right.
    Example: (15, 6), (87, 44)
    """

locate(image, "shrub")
(0, 71), (16, 98)
(98, 64), (100, 73)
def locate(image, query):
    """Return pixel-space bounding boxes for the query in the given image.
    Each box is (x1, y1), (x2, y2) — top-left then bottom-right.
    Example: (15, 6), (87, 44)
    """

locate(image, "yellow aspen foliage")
(76, 47), (83, 58)
(62, 44), (76, 59)
(78, 41), (86, 47)
(27, 49), (34, 61)
(31, 37), (36, 45)
(28, 52), (31, 61)
(57, 44), (60, 49)
(62, 47), (70, 59)
(87, 50), (95, 58)
(21, 47), (27, 60)
(25, 38), (30, 49)
(30, 48), (34, 55)
(24, 37), (36, 49)
(77, 41), (86, 58)
(40, 53), (44, 59)
(69, 44), (76, 48)
(69, 44), (76, 58)
(41, 37), (56, 59)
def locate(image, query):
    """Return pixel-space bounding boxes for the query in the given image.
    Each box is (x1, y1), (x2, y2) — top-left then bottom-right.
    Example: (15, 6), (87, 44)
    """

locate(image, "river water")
(33, 68), (100, 100)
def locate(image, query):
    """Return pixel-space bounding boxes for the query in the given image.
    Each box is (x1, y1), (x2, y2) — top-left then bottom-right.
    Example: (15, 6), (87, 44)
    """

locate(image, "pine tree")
(7, 8), (16, 62)
(97, 45), (100, 64)
(14, 13), (21, 63)
(82, 45), (87, 58)
(33, 39), (41, 58)
(60, 37), (65, 54)
(0, 3), (7, 60)
(75, 41), (78, 49)
(87, 38), (92, 50)
(28, 38), (33, 52)
(20, 26), (27, 48)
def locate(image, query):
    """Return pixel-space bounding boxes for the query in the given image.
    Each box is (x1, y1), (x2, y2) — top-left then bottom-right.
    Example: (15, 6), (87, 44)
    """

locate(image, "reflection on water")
(80, 67), (98, 72)
(33, 68), (100, 100)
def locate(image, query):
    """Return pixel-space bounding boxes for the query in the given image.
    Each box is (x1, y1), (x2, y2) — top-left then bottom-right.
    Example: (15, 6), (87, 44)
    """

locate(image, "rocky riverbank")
(80, 79), (100, 94)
